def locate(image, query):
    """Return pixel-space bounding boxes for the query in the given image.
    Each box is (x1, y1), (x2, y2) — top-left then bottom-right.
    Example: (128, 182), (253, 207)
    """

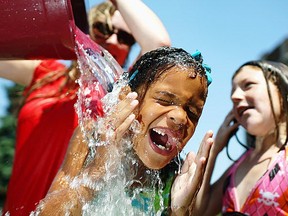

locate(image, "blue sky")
(0, 0), (287, 182)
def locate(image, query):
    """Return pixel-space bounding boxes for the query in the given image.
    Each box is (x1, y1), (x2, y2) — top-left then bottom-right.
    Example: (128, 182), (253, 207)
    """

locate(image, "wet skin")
(133, 67), (207, 170)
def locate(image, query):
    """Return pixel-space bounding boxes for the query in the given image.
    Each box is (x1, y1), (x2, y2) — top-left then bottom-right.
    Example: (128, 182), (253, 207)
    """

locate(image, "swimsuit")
(222, 147), (288, 215)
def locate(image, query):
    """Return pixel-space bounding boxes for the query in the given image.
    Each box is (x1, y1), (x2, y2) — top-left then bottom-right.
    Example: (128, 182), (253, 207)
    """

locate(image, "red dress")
(3, 60), (79, 215)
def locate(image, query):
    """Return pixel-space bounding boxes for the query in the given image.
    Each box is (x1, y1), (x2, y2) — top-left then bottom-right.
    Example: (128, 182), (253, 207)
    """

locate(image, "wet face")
(231, 65), (281, 136)
(133, 67), (207, 170)
(91, 11), (133, 66)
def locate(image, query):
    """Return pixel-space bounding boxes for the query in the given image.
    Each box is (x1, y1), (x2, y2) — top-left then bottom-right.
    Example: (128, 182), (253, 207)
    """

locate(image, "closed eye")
(156, 98), (175, 106)
(187, 110), (199, 121)
(186, 105), (200, 121)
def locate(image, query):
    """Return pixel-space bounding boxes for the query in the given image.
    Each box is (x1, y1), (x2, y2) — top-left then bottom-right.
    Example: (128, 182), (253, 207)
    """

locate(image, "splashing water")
(29, 27), (180, 216)
(68, 27), (171, 215)
(73, 27), (123, 145)
(75, 78), (168, 215)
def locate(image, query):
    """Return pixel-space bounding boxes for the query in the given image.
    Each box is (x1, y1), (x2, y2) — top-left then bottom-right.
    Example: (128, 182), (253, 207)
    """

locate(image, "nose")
(105, 33), (119, 45)
(231, 87), (244, 103)
(167, 107), (187, 129)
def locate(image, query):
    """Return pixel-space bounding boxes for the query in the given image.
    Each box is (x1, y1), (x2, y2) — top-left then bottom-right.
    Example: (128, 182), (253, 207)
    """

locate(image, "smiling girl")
(194, 60), (288, 216)
(34, 46), (213, 215)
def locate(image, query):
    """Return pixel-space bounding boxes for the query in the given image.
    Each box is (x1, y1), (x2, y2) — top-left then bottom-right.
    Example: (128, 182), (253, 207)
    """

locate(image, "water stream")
(70, 27), (169, 215)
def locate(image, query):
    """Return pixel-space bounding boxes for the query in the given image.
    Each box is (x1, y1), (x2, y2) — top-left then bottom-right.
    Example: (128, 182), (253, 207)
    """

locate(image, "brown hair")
(24, 61), (79, 102)
(233, 60), (288, 146)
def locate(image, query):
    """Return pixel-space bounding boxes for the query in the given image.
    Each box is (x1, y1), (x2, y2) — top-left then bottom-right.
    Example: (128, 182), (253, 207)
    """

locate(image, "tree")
(0, 83), (24, 208)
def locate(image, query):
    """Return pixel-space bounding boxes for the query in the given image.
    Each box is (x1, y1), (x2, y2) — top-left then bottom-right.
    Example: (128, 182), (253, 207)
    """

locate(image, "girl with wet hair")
(34, 46), (213, 215)
(128, 46), (208, 103)
(193, 60), (288, 215)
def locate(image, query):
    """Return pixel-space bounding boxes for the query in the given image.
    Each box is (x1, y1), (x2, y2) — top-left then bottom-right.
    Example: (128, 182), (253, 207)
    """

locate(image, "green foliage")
(0, 83), (23, 209)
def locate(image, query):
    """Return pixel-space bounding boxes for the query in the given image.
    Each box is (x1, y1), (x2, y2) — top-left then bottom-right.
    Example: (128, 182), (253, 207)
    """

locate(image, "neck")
(127, 154), (156, 188)
(253, 130), (280, 155)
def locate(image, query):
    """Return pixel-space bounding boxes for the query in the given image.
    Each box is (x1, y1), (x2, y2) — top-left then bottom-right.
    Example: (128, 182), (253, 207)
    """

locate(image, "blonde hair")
(88, 2), (116, 40)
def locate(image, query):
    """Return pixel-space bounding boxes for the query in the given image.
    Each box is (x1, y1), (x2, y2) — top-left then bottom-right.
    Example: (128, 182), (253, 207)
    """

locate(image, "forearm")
(192, 148), (220, 215)
(36, 182), (94, 215)
(114, 0), (171, 54)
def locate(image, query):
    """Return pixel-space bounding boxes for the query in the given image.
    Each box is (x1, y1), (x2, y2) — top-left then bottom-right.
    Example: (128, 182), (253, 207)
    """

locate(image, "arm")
(193, 110), (240, 216)
(36, 125), (121, 215)
(35, 126), (92, 215)
(112, 0), (171, 55)
(36, 91), (139, 215)
(0, 60), (41, 86)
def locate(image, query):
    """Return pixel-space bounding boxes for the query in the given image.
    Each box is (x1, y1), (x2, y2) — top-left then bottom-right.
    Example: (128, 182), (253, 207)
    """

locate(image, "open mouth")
(238, 106), (252, 116)
(149, 128), (181, 155)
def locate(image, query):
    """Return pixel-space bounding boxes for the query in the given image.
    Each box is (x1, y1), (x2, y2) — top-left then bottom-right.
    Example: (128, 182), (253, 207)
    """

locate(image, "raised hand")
(170, 130), (213, 216)
(103, 91), (139, 144)
(214, 110), (239, 154)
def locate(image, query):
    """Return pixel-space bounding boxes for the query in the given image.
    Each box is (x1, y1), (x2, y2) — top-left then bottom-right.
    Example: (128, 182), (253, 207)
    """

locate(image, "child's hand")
(83, 91), (139, 177)
(103, 91), (139, 144)
(170, 130), (213, 215)
(214, 110), (239, 154)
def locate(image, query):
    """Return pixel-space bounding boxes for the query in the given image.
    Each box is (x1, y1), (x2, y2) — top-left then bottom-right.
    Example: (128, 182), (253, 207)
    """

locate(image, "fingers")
(115, 113), (136, 141)
(181, 130), (213, 180)
(180, 152), (196, 174)
(215, 111), (239, 150)
(224, 110), (240, 130)
(196, 130), (213, 162)
(111, 92), (138, 125)
(118, 86), (131, 100)
(106, 92), (139, 132)
(99, 91), (139, 144)
(193, 131), (213, 181)
(186, 153), (197, 176)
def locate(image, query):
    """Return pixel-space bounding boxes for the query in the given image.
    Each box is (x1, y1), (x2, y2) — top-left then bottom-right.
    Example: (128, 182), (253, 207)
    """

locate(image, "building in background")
(262, 38), (288, 64)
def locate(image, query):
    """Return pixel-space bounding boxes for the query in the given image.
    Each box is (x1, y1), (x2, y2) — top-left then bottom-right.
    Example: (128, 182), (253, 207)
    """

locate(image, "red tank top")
(3, 60), (79, 215)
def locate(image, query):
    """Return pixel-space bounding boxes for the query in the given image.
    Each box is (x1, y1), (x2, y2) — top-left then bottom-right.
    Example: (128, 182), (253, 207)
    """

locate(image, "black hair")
(128, 46), (208, 104)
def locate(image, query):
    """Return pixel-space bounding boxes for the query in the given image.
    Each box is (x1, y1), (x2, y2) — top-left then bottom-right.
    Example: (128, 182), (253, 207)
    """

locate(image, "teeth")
(153, 128), (165, 136)
(154, 142), (170, 150)
(156, 143), (166, 150)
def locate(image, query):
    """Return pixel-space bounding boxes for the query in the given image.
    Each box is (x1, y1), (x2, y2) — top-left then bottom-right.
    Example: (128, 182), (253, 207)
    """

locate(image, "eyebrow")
(156, 91), (177, 99)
